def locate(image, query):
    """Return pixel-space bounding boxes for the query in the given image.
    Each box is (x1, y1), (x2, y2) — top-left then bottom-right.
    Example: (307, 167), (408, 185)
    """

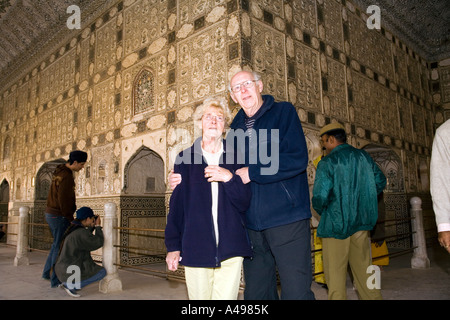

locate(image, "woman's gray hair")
(193, 96), (232, 128)
(227, 71), (261, 92)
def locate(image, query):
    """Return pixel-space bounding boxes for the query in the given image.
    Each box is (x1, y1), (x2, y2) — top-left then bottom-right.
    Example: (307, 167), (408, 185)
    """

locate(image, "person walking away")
(312, 123), (386, 300)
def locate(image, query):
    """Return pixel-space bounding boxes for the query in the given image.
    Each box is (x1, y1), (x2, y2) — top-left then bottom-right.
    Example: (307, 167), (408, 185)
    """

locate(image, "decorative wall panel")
(120, 196), (166, 265)
(95, 18), (117, 73)
(93, 78), (117, 135)
(440, 66), (450, 103)
(393, 44), (409, 90)
(411, 103), (426, 146)
(347, 10), (393, 79)
(364, 146), (410, 248)
(323, 0), (344, 52)
(384, 193), (411, 248)
(405, 151), (418, 193)
(122, 55), (168, 122)
(352, 71), (399, 137)
(292, 0), (317, 37)
(39, 48), (76, 104)
(177, 20), (228, 105)
(324, 58), (347, 121)
(293, 41), (321, 111)
(251, 18), (287, 101)
(398, 96), (414, 143)
(79, 37), (91, 83)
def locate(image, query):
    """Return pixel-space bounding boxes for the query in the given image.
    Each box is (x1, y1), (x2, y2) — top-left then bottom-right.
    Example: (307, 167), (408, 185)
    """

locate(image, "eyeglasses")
(203, 114), (225, 122)
(230, 80), (258, 93)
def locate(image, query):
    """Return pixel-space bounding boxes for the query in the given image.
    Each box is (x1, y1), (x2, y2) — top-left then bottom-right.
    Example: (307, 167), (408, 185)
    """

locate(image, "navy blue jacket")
(165, 138), (252, 268)
(229, 95), (312, 231)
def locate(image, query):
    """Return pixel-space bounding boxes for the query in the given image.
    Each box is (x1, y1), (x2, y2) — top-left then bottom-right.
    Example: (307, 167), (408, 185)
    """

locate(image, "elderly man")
(312, 123), (386, 300)
(228, 70), (314, 300)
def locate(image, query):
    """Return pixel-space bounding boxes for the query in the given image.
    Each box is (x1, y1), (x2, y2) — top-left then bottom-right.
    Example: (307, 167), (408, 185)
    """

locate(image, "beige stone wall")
(0, 0), (444, 228)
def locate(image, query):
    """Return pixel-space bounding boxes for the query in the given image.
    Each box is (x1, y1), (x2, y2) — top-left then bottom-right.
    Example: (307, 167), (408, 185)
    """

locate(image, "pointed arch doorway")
(32, 159), (67, 250)
(121, 146), (166, 265)
(363, 144), (411, 249)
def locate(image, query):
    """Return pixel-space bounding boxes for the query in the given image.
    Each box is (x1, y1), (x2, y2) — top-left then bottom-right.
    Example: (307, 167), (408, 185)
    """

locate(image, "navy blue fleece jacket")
(229, 95), (312, 231)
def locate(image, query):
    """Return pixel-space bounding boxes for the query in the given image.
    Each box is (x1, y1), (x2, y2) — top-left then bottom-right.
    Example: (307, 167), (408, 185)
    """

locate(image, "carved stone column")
(99, 202), (123, 293)
(14, 207), (30, 266)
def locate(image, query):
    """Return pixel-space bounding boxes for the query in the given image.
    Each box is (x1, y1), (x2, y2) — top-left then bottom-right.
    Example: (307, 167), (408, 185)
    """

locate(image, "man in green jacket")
(55, 207), (106, 298)
(312, 123), (386, 300)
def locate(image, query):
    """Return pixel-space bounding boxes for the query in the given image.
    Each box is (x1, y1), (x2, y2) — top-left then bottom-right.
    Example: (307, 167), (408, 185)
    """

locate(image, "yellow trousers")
(184, 256), (243, 300)
(322, 231), (382, 300)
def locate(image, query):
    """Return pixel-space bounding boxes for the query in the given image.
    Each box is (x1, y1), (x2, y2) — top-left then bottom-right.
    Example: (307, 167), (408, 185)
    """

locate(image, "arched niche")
(32, 158), (66, 250)
(35, 159), (67, 200)
(362, 144), (410, 248)
(120, 146), (166, 265)
(123, 146), (165, 195)
(362, 144), (404, 193)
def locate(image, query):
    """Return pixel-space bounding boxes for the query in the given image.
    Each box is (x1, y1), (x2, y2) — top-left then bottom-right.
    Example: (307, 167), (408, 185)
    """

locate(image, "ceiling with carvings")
(0, 0), (449, 90)
(0, 0), (113, 90)
(354, 0), (450, 62)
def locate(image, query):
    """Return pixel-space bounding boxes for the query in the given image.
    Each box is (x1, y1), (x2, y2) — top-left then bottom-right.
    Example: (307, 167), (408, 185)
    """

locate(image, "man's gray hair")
(228, 71), (261, 92)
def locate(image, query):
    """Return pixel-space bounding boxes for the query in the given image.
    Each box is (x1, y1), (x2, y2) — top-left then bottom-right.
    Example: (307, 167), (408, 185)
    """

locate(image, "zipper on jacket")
(211, 210), (220, 267)
(280, 181), (295, 207)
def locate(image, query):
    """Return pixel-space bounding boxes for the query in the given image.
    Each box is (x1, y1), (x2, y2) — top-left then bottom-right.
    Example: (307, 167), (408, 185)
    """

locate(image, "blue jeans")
(42, 213), (70, 287)
(243, 219), (315, 300)
(65, 267), (107, 290)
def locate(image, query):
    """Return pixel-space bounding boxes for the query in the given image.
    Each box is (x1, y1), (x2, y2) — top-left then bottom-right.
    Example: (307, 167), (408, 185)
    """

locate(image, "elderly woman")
(165, 96), (252, 300)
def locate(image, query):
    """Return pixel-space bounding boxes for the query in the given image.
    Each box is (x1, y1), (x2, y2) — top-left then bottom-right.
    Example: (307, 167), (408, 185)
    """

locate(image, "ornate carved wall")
(0, 0), (446, 253)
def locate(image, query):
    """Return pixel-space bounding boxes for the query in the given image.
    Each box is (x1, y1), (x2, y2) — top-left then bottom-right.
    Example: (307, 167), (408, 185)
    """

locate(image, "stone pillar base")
(99, 274), (123, 293)
(411, 255), (430, 269)
(13, 256), (29, 266)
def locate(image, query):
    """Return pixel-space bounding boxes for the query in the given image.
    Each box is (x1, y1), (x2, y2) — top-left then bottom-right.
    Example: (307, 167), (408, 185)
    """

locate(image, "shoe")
(61, 284), (81, 298)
